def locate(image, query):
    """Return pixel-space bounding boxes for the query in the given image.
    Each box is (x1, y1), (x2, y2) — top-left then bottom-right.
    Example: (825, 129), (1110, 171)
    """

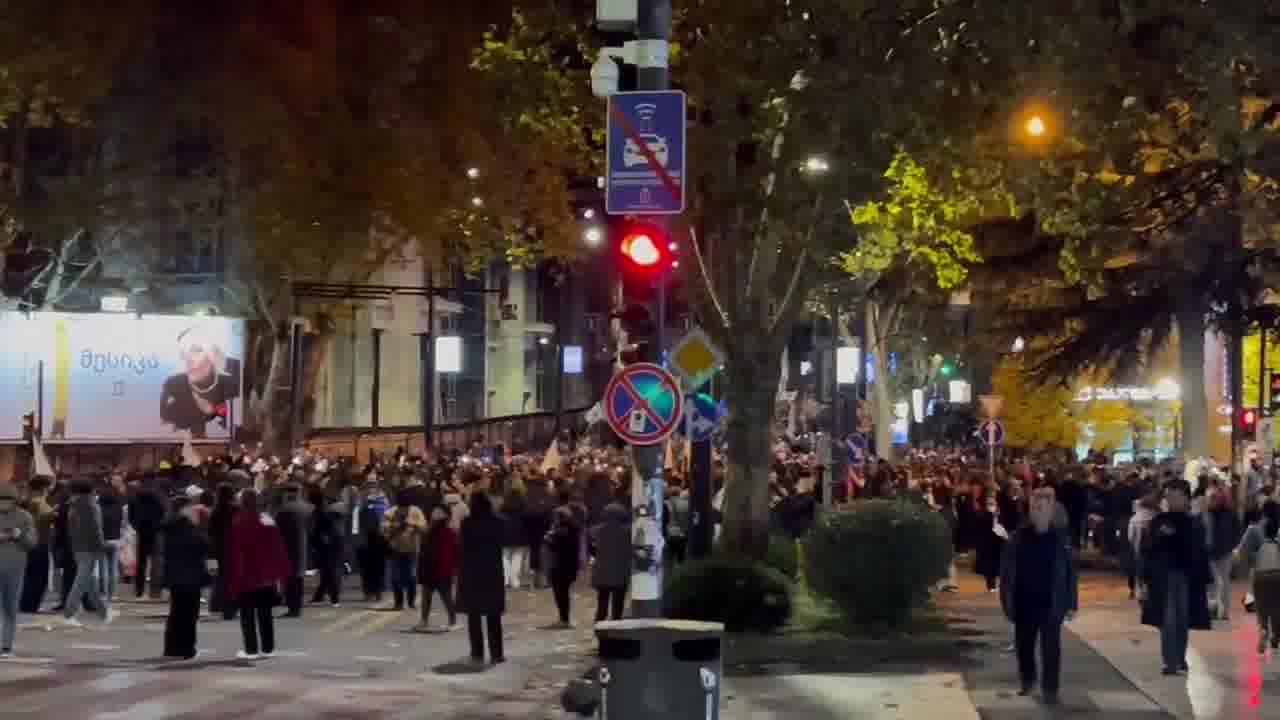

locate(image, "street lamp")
(803, 156), (830, 174)
(1025, 115), (1047, 138)
(466, 167), (481, 180)
(584, 226), (604, 247)
(470, 196), (484, 208)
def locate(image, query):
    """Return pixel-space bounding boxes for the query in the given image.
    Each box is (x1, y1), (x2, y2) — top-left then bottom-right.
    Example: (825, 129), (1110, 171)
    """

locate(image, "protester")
(1204, 487), (1238, 621)
(999, 486), (1078, 706)
(1141, 479), (1212, 676)
(545, 506), (581, 628)
(274, 485), (313, 618)
(0, 484), (35, 657)
(19, 479), (53, 614)
(161, 504), (212, 660)
(590, 502), (631, 623)
(975, 493), (1007, 592)
(1250, 502), (1280, 654)
(382, 490), (427, 611)
(98, 482), (126, 602)
(63, 479), (113, 627)
(458, 492), (505, 664)
(208, 483), (238, 619)
(501, 481), (530, 590)
(416, 505), (460, 632)
(226, 489), (290, 661)
(309, 488), (346, 608)
(128, 479), (168, 599)
(356, 481), (390, 603)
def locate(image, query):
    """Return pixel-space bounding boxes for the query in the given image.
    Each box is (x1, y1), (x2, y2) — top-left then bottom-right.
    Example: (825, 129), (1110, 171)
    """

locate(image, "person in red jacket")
(415, 505), (459, 632)
(225, 489), (290, 660)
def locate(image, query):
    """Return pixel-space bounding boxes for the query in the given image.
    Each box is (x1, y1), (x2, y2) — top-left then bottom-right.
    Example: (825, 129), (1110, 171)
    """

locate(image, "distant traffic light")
(1241, 407), (1258, 439)
(940, 362), (954, 377)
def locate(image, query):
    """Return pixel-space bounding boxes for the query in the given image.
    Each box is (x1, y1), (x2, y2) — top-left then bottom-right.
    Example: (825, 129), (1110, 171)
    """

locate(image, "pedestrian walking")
(274, 485), (313, 618)
(1127, 491), (1160, 603)
(63, 479), (114, 627)
(1205, 487), (1238, 621)
(545, 506), (581, 628)
(590, 502), (631, 623)
(975, 494), (1007, 592)
(98, 483), (125, 603)
(226, 489), (291, 661)
(161, 504), (212, 660)
(382, 490), (427, 611)
(127, 480), (167, 599)
(356, 481), (390, 603)
(999, 486), (1078, 706)
(501, 483), (529, 589)
(208, 483), (238, 620)
(416, 505), (459, 631)
(309, 489), (345, 608)
(1141, 479), (1213, 676)
(19, 479), (53, 614)
(0, 485), (35, 657)
(1248, 501), (1280, 654)
(458, 492), (506, 664)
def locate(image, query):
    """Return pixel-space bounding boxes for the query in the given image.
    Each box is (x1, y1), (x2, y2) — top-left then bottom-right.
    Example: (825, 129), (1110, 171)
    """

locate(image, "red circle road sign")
(603, 363), (684, 446)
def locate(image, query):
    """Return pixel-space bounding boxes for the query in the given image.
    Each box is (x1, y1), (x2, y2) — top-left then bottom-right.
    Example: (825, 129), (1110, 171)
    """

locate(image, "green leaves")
(842, 151), (983, 290)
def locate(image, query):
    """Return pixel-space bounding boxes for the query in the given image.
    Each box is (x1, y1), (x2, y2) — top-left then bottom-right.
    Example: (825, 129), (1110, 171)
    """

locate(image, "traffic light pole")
(628, 0), (672, 620)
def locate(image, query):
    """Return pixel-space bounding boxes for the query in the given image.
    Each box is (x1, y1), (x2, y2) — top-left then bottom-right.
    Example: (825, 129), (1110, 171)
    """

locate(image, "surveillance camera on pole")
(591, 54), (621, 98)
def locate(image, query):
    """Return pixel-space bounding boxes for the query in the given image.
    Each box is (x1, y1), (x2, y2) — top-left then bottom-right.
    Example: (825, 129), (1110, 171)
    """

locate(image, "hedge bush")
(803, 498), (953, 628)
(664, 556), (793, 633)
(764, 534), (800, 580)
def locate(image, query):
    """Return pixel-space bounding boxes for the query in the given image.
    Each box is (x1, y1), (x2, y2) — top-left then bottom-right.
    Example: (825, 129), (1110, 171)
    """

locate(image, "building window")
(440, 373), (459, 422)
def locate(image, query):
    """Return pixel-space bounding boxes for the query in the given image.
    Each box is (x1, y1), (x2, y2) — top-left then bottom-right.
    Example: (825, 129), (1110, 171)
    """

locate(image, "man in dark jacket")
(458, 493), (506, 664)
(63, 480), (113, 627)
(1142, 479), (1213, 675)
(999, 486), (1078, 706)
(162, 506), (211, 660)
(128, 482), (168, 598)
(590, 503), (632, 622)
(98, 484), (125, 602)
(274, 486), (314, 618)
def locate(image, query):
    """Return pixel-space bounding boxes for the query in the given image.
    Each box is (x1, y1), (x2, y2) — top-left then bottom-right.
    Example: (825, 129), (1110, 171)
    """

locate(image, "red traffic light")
(622, 232), (662, 267)
(1244, 409), (1257, 425)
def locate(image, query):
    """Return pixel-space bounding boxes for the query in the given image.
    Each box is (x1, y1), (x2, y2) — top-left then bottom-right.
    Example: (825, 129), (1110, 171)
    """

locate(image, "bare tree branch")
(688, 226), (731, 335)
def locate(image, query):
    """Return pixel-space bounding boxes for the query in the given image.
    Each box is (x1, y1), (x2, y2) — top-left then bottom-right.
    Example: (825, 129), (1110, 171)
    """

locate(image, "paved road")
(0, 585), (601, 719)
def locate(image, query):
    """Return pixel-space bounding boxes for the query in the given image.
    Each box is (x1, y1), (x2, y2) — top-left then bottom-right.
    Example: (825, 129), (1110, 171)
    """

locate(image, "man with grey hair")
(1000, 485), (1078, 706)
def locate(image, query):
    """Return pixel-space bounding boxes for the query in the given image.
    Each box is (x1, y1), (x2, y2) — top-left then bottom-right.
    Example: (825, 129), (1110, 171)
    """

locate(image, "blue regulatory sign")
(606, 91), (687, 215)
(682, 392), (722, 442)
(979, 420), (1005, 447)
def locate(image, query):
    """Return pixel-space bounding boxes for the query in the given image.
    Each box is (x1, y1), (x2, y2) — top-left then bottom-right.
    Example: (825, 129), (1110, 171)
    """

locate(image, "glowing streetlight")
(582, 208), (596, 220)
(470, 196), (484, 208)
(466, 167), (480, 180)
(803, 156), (830, 174)
(583, 226), (603, 247)
(1025, 115), (1047, 138)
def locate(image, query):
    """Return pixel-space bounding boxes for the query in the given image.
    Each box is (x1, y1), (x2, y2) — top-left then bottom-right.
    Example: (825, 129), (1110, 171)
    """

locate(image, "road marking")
(355, 610), (408, 637)
(323, 611), (374, 633)
(0, 656), (54, 665)
(268, 650), (310, 658)
(69, 643), (119, 651)
(354, 655), (404, 663)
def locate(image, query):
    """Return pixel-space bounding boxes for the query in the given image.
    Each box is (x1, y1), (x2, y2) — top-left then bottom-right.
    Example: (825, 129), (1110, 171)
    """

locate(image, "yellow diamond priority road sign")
(669, 328), (725, 389)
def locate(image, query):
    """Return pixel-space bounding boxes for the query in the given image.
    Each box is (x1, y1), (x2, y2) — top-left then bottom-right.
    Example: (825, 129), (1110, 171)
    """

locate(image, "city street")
(0, 584), (600, 719)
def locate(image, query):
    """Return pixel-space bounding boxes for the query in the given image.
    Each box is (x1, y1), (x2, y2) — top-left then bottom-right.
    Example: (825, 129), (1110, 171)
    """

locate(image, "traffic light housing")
(21, 411), (34, 442)
(1241, 407), (1258, 439)
(614, 304), (655, 365)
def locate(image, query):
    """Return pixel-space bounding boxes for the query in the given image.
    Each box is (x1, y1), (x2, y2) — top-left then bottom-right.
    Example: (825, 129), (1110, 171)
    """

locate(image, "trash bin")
(595, 619), (724, 720)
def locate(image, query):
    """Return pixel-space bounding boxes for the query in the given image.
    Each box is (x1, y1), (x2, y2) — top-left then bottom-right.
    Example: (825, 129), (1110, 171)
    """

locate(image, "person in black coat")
(128, 483), (168, 599)
(545, 506), (581, 627)
(974, 494), (1006, 592)
(309, 489), (346, 607)
(1141, 479), (1213, 675)
(523, 480), (554, 590)
(162, 506), (212, 660)
(208, 483), (238, 619)
(458, 492), (506, 664)
(273, 486), (313, 617)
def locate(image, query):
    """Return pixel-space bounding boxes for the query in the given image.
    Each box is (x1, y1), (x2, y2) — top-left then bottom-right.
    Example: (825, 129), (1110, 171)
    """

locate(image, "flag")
(664, 438), (676, 470)
(32, 436), (54, 478)
(586, 402), (605, 425)
(181, 433), (202, 467)
(540, 440), (562, 474)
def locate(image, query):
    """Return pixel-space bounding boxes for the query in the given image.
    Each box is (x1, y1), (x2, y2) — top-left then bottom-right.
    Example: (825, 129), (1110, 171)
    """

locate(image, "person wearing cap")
(0, 484), (35, 656)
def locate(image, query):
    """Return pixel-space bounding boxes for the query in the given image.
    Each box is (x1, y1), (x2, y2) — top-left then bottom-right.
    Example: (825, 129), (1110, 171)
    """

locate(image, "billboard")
(0, 312), (244, 442)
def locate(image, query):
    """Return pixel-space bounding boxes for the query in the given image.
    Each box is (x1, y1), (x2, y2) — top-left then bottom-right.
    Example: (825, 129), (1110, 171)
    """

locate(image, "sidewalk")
(723, 672), (979, 720)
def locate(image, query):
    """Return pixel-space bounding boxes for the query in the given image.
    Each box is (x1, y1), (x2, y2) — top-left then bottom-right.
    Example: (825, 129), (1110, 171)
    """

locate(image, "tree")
(992, 357), (1139, 453)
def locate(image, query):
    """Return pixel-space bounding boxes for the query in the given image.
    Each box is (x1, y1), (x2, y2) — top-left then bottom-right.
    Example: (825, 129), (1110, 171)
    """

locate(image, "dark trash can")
(595, 619), (724, 720)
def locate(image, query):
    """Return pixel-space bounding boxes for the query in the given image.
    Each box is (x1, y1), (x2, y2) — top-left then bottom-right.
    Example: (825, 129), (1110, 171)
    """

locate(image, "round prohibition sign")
(604, 363), (684, 446)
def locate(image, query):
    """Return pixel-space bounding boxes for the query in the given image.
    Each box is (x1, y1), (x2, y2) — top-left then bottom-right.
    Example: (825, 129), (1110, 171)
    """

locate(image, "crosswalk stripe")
(322, 610), (374, 633)
(354, 610), (410, 637)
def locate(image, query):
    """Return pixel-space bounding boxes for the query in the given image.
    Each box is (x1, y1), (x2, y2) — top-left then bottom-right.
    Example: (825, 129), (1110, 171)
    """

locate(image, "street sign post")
(979, 419), (1004, 480)
(682, 391), (722, 443)
(979, 394), (1004, 419)
(604, 363), (684, 446)
(605, 90), (686, 215)
(669, 328), (725, 389)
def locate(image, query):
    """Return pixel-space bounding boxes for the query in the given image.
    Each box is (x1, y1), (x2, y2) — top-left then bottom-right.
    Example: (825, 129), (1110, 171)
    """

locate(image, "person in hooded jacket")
(97, 483), (125, 603)
(63, 479), (112, 627)
(162, 504), (211, 660)
(273, 485), (313, 617)
(416, 505), (459, 631)
(458, 492), (506, 664)
(226, 489), (291, 660)
(590, 502), (631, 622)
(208, 483), (238, 619)
(0, 484), (34, 656)
(309, 489), (346, 608)
(544, 506), (581, 628)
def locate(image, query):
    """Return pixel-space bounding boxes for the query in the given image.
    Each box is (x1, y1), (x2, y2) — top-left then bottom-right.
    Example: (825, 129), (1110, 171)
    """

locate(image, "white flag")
(586, 402), (605, 425)
(540, 440), (562, 475)
(32, 436), (54, 478)
(181, 433), (202, 467)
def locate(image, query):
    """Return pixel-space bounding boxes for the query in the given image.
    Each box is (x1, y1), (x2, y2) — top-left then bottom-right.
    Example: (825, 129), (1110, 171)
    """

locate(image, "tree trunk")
(720, 352), (782, 560)
(867, 300), (895, 459)
(1177, 305), (1209, 459)
(249, 328), (293, 453)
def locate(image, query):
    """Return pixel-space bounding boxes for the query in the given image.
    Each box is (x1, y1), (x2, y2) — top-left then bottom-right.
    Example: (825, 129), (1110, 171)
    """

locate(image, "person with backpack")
(1141, 479), (1213, 676)
(381, 491), (426, 611)
(1238, 500), (1280, 653)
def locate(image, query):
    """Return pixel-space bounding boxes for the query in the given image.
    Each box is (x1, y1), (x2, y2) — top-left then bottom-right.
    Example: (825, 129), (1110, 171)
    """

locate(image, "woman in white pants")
(500, 486), (530, 589)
